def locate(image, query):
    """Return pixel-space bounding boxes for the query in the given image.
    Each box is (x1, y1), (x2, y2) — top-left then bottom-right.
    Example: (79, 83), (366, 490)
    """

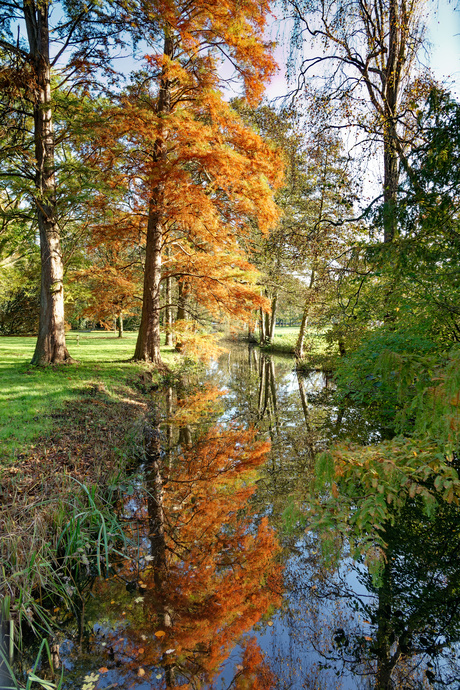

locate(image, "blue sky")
(428, 2), (460, 95)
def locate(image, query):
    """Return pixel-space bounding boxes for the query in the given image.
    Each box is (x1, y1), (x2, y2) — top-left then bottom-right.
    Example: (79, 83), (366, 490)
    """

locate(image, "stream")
(23, 343), (460, 689)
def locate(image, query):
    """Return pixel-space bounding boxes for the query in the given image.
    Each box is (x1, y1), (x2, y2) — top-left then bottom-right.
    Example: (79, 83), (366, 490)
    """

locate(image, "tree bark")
(296, 268), (315, 359)
(117, 312), (123, 338)
(174, 279), (188, 352)
(296, 309), (308, 360)
(164, 246), (174, 346)
(26, 1), (69, 365)
(267, 291), (277, 344)
(259, 307), (266, 345)
(382, 0), (402, 244)
(133, 32), (173, 365)
(176, 279), (188, 322)
(264, 309), (270, 342)
(134, 203), (164, 364)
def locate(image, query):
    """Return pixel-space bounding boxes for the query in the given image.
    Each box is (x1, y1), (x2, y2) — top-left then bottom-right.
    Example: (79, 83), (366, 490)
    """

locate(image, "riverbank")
(246, 326), (339, 369)
(0, 331), (179, 669)
(1, 332), (178, 462)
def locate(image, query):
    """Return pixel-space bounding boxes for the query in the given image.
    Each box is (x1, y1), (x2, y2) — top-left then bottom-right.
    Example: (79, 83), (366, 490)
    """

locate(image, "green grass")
(260, 326), (329, 357)
(0, 331), (177, 462)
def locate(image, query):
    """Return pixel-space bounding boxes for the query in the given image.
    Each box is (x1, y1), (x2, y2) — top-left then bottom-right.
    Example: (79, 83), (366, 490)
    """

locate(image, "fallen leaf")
(165, 649), (175, 655)
(137, 668), (145, 677)
(155, 630), (166, 638)
(98, 667), (109, 674)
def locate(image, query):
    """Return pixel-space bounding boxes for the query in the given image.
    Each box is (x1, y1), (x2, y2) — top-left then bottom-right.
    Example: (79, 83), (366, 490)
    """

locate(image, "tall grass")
(0, 332), (166, 665)
(1, 475), (132, 647)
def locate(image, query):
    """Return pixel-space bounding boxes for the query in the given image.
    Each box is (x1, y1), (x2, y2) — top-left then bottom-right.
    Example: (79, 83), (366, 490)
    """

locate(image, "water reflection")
(52, 344), (460, 688)
(279, 488), (460, 689)
(63, 377), (282, 688)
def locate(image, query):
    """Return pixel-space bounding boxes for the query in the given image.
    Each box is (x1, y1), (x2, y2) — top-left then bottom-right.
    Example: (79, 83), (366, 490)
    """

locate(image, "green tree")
(0, 0), (132, 363)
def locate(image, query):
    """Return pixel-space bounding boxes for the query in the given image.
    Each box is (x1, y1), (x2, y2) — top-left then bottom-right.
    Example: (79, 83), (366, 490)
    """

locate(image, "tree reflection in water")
(282, 463), (460, 689)
(59, 345), (460, 689)
(85, 377), (282, 688)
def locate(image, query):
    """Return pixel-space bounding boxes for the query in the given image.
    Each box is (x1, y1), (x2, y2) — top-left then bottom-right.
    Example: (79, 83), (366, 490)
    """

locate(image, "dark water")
(25, 344), (460, 689)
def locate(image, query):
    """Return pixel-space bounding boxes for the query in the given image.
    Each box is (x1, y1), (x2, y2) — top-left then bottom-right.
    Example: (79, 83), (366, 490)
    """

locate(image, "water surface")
(48, 343), (460, 689)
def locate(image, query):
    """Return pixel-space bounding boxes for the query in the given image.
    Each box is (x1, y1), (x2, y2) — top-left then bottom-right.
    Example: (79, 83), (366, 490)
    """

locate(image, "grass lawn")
(0, 330), (177, 462)
(261, 326), (330, 357)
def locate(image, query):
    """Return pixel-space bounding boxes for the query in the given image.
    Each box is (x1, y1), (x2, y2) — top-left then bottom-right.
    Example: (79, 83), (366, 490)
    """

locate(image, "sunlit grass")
(261, 326), (328, 357)
(0, 330), (177, 462)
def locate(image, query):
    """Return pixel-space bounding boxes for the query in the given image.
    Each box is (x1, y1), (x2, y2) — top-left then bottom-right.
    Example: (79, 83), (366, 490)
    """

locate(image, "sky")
(428, 2), (460, 95)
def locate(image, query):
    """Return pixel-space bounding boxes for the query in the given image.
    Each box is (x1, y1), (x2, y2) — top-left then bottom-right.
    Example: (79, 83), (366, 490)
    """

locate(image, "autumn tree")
(233, 103), (307, 346)
(112, 0), (281, 365)
(235, 102), (361, 354)
(284, 0), (429, 242)
(74, 243), (142, 336)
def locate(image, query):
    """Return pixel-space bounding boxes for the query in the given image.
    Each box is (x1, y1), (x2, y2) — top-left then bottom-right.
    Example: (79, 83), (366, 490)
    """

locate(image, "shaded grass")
(0, 331), (176, 462)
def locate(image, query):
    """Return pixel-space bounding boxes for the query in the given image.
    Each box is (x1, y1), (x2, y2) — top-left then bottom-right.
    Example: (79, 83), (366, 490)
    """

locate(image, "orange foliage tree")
(73, 228), (143, 335)
(84, 0), (283, 365)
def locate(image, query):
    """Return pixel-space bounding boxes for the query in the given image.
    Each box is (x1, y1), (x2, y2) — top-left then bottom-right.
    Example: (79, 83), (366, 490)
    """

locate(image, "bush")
(334, 326), (440, 431)
(0, 287), (39, 335)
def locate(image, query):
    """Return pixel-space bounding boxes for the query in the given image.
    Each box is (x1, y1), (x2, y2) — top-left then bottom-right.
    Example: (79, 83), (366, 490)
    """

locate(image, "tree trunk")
(383, 121), (399, 244)
(267, 292), (277, 344)
(264, 310), (270, 342)
(117, 312), (123, 338)
(175, 279), (188, 352)
(296, 308), (308, 360)
(26, 1), (69, 366)
(134, 203), (164, 364)
(176, 279), (187, 321)
(259, 307), (266, 345)
(133, 32), (173, 365)
(296, 268), (315, 360)
(164, 246), (174, 346)
(382, 0), (404, 244)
